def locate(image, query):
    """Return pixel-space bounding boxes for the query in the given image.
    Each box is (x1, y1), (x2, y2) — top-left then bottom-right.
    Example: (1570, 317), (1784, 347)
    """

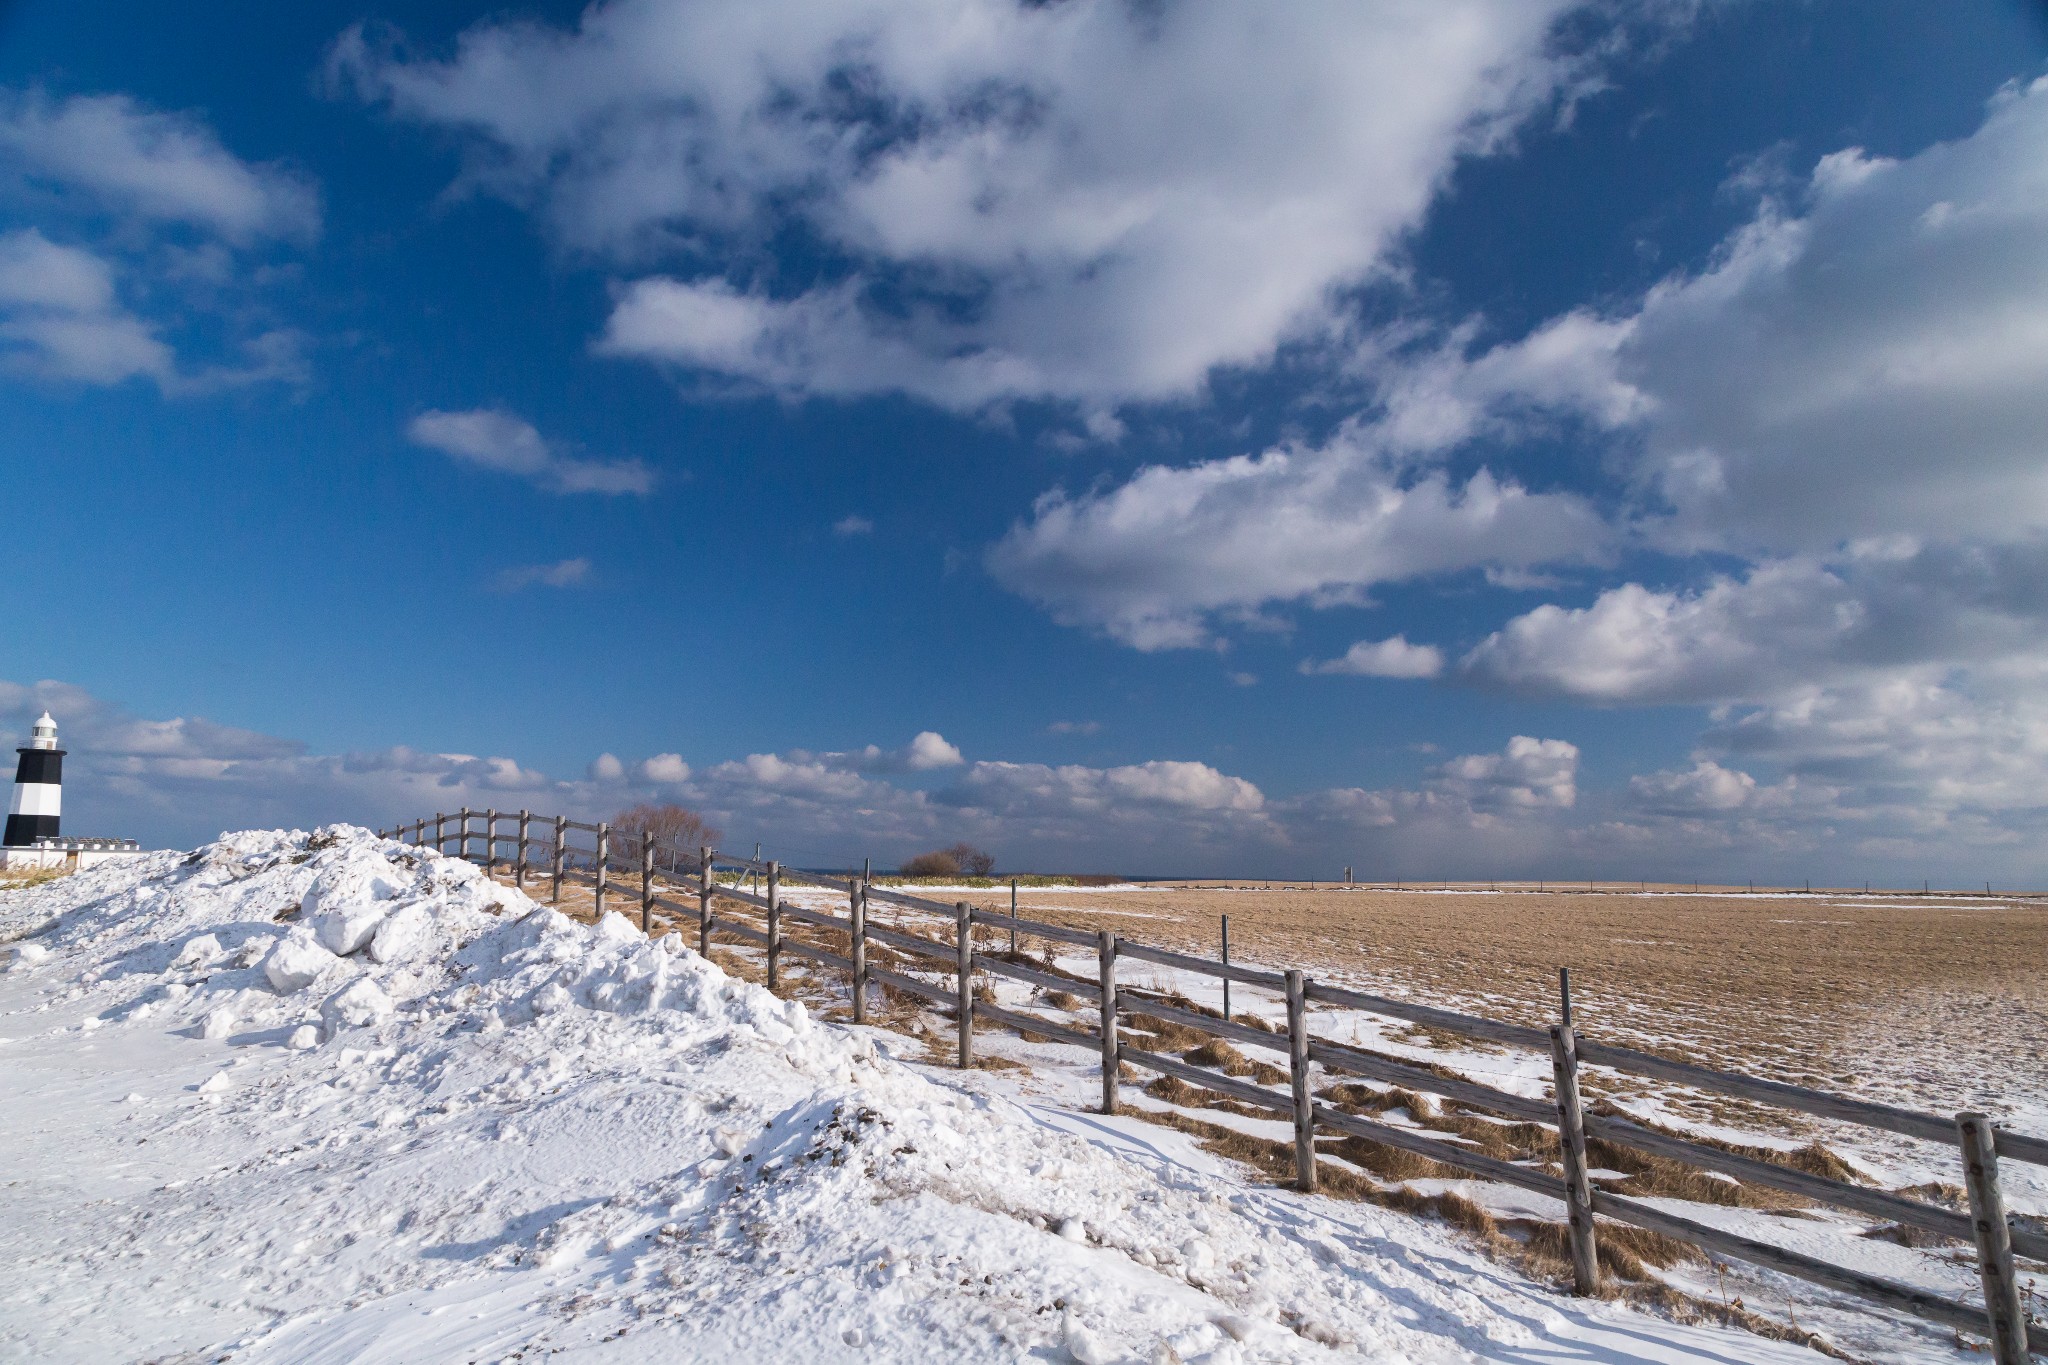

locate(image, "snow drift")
(0, 827), (1827, 1362)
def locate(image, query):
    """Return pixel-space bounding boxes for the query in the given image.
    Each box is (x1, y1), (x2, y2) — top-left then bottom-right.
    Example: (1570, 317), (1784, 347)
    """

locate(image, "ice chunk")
(367, 903), (436, 964)
(313, 902), (388, 956)
(287, 1024), (319, 1050)
(199, 1007), (236, 1040)
(262, 928), (335, 994)
(11, 943), (51, 968)
(321, 978), (394, 1035)
(198, 1071), (231, 1095)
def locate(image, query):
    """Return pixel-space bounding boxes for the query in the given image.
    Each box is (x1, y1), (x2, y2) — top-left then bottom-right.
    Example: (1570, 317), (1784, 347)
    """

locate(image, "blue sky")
(5, 1), (2048, 883)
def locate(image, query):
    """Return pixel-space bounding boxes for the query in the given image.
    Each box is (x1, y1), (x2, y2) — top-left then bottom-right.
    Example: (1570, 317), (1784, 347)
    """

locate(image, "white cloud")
(16, 676), (2045, 881)
(1430, 735), (1578, 811)
(1046, 720), (1100, 737)
(0, 89), (319, 243)
(1626, 760), (1761, 814)
(338, 0), (1597, 411)
(494, 557), (593, 591)
(0, 90), (320, 394)
(1460, 541), (2048, 705)
(407, 409), (655, 496)
(637, 753), (691, 785)
(1301, 635), (1445, 680)
(987, 425), (1607, 649)
(833, 514), (874, 537)
(941, 759), (1263, 819)
(1410, 77), (2048, 557)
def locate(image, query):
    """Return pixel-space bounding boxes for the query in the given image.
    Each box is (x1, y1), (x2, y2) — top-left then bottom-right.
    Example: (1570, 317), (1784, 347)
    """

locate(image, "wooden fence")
(380, 807), (2044, 1363)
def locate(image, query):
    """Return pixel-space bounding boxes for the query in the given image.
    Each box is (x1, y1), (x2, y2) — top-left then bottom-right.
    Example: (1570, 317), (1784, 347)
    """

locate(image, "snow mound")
(0, 826), (1824, 1364)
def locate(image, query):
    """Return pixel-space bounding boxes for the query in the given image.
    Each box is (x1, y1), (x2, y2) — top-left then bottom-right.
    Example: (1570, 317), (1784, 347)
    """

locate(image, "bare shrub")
(900, 849), (960, 878)
(900, 842), (995, 878)
(612, 804), (722, 866)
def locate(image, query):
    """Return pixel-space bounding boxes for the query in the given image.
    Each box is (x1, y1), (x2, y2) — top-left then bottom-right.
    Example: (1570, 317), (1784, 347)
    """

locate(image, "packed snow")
(0, 827), (1932, 1362)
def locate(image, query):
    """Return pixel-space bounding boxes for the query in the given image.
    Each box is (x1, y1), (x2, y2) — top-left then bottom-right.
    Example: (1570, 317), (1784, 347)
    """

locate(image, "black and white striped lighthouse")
(5, 712), (63, 847)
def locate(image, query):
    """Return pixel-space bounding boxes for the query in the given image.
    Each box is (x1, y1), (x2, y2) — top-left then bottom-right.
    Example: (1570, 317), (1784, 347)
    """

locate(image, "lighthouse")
(5, 712), (63, 847)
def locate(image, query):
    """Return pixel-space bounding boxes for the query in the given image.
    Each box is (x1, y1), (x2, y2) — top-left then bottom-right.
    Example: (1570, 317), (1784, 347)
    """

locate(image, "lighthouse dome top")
(29, 713), (57, 749)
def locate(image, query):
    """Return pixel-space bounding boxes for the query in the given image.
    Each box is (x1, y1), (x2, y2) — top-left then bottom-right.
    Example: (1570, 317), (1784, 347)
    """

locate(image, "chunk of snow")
(172, 934), (222, 968)
(262, 929), (336, 994)
(12, 942), (50, 967)
(199, 1007), (236, 1041)
(198, 1071), (230, 1095)
(367, 903), (437, 964)
(312, 902), (387, 956)
(321, 978), (394, 1035)
(287, 1024), (319, 1050)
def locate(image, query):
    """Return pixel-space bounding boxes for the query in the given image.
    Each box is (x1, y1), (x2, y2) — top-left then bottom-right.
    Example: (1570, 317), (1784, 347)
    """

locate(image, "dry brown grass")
(997, 882), (2048, 1116)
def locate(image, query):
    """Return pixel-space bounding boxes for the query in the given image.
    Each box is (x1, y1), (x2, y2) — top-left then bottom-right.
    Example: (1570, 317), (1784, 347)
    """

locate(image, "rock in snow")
(0, 825), (1832, 1364)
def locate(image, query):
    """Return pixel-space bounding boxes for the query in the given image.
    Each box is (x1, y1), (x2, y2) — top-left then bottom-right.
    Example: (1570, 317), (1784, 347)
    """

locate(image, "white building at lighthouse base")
(1, 837), (144, 872)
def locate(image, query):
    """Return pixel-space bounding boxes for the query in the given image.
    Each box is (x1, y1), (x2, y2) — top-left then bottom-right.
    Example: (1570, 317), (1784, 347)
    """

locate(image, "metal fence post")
(1285, 969), (1316, 1192)
(1098, 930), (1118, 1114)
(1550, 1023), (1602, 1295)
(594, 822), (609, 918)
(850, 876), (868, 1025)
(640, 833), (655, 933)
(955, 901), (973, 1069)
(765, 860), (782, 990)
(550, 815), (564, 904)
(516, 810), (529, 888)
(1958, 1112), (2029, 1365)
(698, 846), (712, 956)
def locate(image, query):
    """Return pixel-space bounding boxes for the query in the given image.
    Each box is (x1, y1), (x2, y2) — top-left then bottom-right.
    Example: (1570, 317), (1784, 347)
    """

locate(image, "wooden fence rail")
(377, 810), (2044, 1362)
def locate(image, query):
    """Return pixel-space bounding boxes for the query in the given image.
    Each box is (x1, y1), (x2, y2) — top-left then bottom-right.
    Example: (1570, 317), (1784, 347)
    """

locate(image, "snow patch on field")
(0, 827), (1901, 1362)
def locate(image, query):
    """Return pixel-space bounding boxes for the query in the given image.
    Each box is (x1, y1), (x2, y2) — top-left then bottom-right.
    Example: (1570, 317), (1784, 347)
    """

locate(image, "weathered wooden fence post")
(485, 809), (498, 874)
(1097, 930), (1118, 1114)
(698, 846), (712, 956)
(550, 815), (565, 904)
(434, 811), (444, 852)
(1285, 969), (1316, 1192)
(849, 876), (868, 1025)
(954, 901), (975, 1068)
(458, 807), (471, 860)
(765, 860), (782, 990)
(1222, 915), (1232, 1020)
(1958, 1112), (2029, 1364)
(640, 833), (655, 933)
(1550, 1022), (1601, 1295)
(594, 822), (609, 918)
(516, 810), (529, 888)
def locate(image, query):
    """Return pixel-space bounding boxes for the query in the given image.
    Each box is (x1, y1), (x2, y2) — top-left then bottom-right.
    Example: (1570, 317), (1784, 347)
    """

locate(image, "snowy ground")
(0, 828), (2001, 1363)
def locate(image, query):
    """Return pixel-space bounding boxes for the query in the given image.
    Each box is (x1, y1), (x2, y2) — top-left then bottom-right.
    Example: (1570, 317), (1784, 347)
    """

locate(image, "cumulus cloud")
(0, 89), (319, 243)
(1461, 541), (2048, 705)
(1301, 635), (1445, 680)
(1430, 735), (1578, 811)
(1405, 77), (2048, 557)
(336, 0), (1601, 411)
(0, 90), (319, 393)
(17, 675), (2044, 880)
(407, 409), (654, 496)
(988, 426), (1607, 649)
(494, 557), (593, 591)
